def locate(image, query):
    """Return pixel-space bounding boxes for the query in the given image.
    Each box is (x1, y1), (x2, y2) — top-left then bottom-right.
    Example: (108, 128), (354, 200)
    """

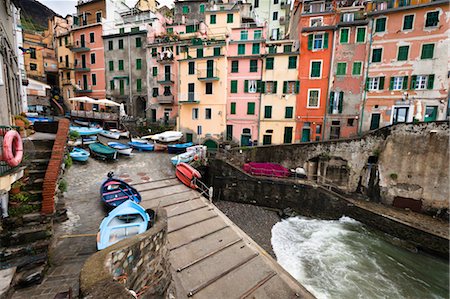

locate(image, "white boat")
(68, 139), (82, 146)
(73, 119), (90, 127)
(110, 129), (130, 138)
(99, 130), (121, 140)
(151, 131), (183, 143)
(131, 137), (148, 144)
(107, 142), (133, 156)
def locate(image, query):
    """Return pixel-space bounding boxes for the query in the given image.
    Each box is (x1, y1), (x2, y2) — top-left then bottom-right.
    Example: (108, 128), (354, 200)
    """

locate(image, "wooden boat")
(81, 135), (98, 145)
(110, 129), (130, 138)
(128, 142), (154, 152)
(70, 126), (103, 136)
(152, 131), (183, 143)
(96, 200), (151, 250)
(88, 142), (117, 160)
(107, 142), (133, 156)
(243, 162), (290, 178)
(176, 162), (201, 189)
(167, 142), (194, 154)
(170, 151), (195, 166)
(99, 130), (121, 140)
(130, 137), (148, 144)
(100, 172), (142, 208)
(68, 139), (82, 146)
(69, 147), (90, 162)
(154, 143), (168, 151)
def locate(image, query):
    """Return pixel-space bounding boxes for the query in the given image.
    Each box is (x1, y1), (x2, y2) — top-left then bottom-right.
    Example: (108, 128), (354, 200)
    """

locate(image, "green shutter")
(231, 102), (236, 114)
(283, 81), (287, 93)
(110, 80), (115, 90)
(365, 78), (370, 91)
(109, 61), (114, 71)
(266, 58), (274, 70)
(273, 81), (278, 93)
(338, 92), (344, 113)
(356, 27), (366, 42)
(247, 102), (255, 114)
(238, 44), (245, 55)
(136, 79), (142, 92)
(227, 14), (233, 23)
(136, 59), (142, 70)
(375, 18), (386, 32)
(210, 15), (216, 24)
(264, 106), (272, 118)
(389, 77), (394, 90)
(427, 74), (434, 89)
(261, 81), (266, 94)
(244, 80), (248, 92)
(403, 15), (414, 30)
(118, 60), (124, 70)
(200, 4), (205, 13)
(230, 80), (237, 93)
(379, 76), (385, 90)
(308, 34), (313, 50)
(421, 44), (434, 59)
(252, 43), (260, 54)
(136, 37), (142, 48)
(152, 67), (157, 76)
(295, 81), (300, 93)
(285, 107), (293, 118)
(214, 47), (221, 56)
(197, 48), (203, 58)
(288, 56), (297, 69)
(410, 75), (417, 89)
(340, 28), (349, 43)
(182, 6), (189, 14)
(328, 92), (334, 114)
(397, 46), (409, 61)
(352, 62), (362, 75)
(256, 80), (262, 93)
(402, 76), (409, 89)
(323, 33), (329, 49)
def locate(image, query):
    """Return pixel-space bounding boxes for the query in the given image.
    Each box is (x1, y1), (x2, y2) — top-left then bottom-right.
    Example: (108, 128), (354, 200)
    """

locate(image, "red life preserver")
(194, 154), (199, 161)
(3, 130), (23, 167)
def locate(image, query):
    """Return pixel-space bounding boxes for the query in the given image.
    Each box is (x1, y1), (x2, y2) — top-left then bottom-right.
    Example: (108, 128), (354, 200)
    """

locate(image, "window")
(152, 67), (157, 76)
(265, 81), (277, 93)
(249, 60), (258, 72)
(152, 87), (159, 97)
(245, 80), (260, 93)
(255, 0), (259, 8)
(310, 61), (322, 78)
(96, 11), (102, 22)
(375, 17), (386, 32)
(231, 61), (239, 73)
(109, 61), (114, 71)
(288, 56), (297, 69)
(403, 15), (414, 30)
(412, 75), (434, 90)
(266, 58), (274, 70)
(182, 6), (189, 14)
(392, 107), (409, 124)
(108, 40), (113, 50)
(247, 102), (255, 115)
(285, 107), (293, 118)
(273, 11), (278, 20)
(310, 17), (323, 26)
(356, 27), (366, 43)
(167, 28), (173, 33)
(340, 28), (349, 44)
(367, 77), (385, 90)
(110, 80), (115, 90)
(205, 83), (213, 94)
(205, 108), (212, 119)
(230, 80), (238, 93)
(119, 39), (124, 49)
(197, 48), (203, 58)
(119, 80), (125, 95)
(230, 102), (236, 114)
(421, 44), (434, 59)
(200, 4), (205, 13)
(425, 11), (439, 27)
(254, 30), (262, 39)
(214, 47), (221, 56)
(342, 13), (354, 22)
(238, 44), (246, 55)
(188, 62), (195, 75)
(59, 38), (62, 47)
(283, 81), (300, 94)
(372, 48), (382, 63)
(151, 48), (157, 57)
(328, 91), (343, 114)
(90, 53), (95, 64)
(227, 14), (234, 23)
(240, 31), (248, 40)
(30, 48), (36, 59)
(197, 126), (202, 135)
(274, 0), (279, 4)
(64, 36), (68, 45)
(131, 27), (139, 33)
(192, 108), (198, 119)
(307, 89), (320, 108)
(136, 59), (142, 70)
(136, 79), (142, 92)
(336, 62), (346, 76)
(88, 74), (94, 86)
(352, 62), (362, 75)
(210, 15), (216, 24)
(252, 43), (260, 54)
(30, 63), (37, 70)
(284, 45), (292, 53)
(186, 25), (197, 33)
(397, 46), (409, 61)
(118, 60), (124, 70)
(89, 32), (94, 43)
(308, 33), (328, 50)
(119, 28), (125, 34)
(268, 45), (276, 54)
(136, 37), (142, 48)
(264, 106), (272, 118)
(390, 76), (405, 90)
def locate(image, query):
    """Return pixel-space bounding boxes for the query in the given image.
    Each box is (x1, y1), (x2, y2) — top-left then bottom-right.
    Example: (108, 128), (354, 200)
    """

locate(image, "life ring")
(194, 154), (199, 161)
(3, 130), (23, 167)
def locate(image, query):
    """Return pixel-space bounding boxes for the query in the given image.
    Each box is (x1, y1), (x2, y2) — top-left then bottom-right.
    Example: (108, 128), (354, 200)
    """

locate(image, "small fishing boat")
(128, 142), (154, 152)
(100, 172), (141, 207)
(88, 142), (118, 160)
(70, 126), (103, 136)
(68, 139), (82, 147)
(154, 143), (168, 151)
(243, 162), (290, 178)
(69, 147), (90, 162)
(152, 131), (183, 143)
(99, 130), (121, 140)
(96, 200), (151, 250)
(170, 151), (196, 166)
(176, 162), (201, 189)
(107, 142), (133, 156)
(167, 142), (194, 154)
(73, 119), (90, 127)
(27, 117), (51, 125)
(130, 137), (148, 144)
(81, 135), (98, 145)
(110, 129), (130, 138)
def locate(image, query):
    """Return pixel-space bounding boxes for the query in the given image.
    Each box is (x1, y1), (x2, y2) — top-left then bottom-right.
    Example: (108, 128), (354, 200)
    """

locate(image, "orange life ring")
(194, 154), (199, 161)
(3, 130), (23, 167)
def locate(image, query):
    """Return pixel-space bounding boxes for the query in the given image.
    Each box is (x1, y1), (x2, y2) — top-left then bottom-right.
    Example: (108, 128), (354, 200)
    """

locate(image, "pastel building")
(362, 0), (449, 131)
(249, 0), (292, 40)
(55, 17), (75, 105)
(259, 39), (299, 145)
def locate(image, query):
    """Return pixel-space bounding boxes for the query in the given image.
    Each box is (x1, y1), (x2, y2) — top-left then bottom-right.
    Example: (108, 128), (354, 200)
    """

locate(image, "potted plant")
(10, 180), (24, 195)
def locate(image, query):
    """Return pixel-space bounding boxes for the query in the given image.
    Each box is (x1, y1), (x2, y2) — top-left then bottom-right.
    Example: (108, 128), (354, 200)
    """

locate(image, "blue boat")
(167, 142), (194, 154)
(170, 151), (195, 166)
(27, 117), (51, 125)
(69, 147), (90, 162)
(128, 142), (154, 152)
(107, 142), (133, 156)
(96, 200), (151, 250)
(70, 126), (103, 136)
(100, 172), (141, 207)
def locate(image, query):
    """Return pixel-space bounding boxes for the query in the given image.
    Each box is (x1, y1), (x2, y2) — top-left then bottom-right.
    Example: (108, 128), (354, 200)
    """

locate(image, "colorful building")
(361, 0), (449, 131)
(55, 17), (75, 107)
(249, 0), (292, 40)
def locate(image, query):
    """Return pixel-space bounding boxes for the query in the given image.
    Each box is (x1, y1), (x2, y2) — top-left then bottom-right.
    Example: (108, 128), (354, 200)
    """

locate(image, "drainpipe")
(257, 54), (265, 145)
(128, 33), (133, 118)
(323, 24), (337, 141)
(359, 16), (374, 136)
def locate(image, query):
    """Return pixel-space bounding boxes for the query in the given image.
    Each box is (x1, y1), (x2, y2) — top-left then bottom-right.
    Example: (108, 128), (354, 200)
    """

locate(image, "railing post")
(209, 187), (213, 203)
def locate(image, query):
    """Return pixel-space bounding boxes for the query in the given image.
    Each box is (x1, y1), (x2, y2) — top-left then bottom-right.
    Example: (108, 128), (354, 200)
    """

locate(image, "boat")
(27, 117), (51, 125)
(128, 142), (154, 152)
(88, 142), (118, 160)
(170, 151), (196, 166)
(243, 162), (290, 178)
(152, 131), (183, 143)
(96, 200), (151, 250)
(176, 162), (201, 189)
(154, 143), (168, 151)
(99, 130), (121, 140)
(70, 126), (103, 136)
(73, 119), (90, 127)
(130, 137), (148, 144)
(110, 129), (130, 138)
(69, 147), (90, 162)
(81, 135), (98, 145)
(107, 142), (133, 156)
(68, 139), (82, 147)
(167, 142), (194, 154)
(100, 172), (141, 207)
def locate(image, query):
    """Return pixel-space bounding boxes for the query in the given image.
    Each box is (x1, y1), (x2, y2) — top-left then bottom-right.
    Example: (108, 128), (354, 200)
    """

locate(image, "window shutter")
(389, 77), (394, 90)
(324, 33), (329, 49)
(427, 74), (435, 89)
(295, 81), (300, 93)
(338, 92), (344, 113)
(283, 81), (287, 93)
(328, 92), (334, 114)
(261, 81), (266, 94)
(244, 80), (248, 92)
(308, 34), (313, 50)
(256, 80), (262, 93)
(410, 75), (417, 89)
(379, 76), (385, 90)
(365, 78), (369, 91)
(273, 81), (278, 94)
(402, 76), (408, 89)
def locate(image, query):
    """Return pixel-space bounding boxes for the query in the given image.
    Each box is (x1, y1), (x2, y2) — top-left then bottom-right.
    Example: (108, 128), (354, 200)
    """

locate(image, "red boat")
(176, 162), (201, 189)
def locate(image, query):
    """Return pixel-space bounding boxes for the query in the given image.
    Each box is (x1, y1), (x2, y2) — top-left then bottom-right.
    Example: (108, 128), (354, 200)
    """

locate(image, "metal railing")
(58, 62), (74, 69)
(197, 68), (220, 80)
(0, 126), (22, 177)
(157, 73), (175, 83)
(193, 177), (213, 203)
(70, 110), (118, 120)
(178, 92), (200, 103)
(156, 95), (174, 104)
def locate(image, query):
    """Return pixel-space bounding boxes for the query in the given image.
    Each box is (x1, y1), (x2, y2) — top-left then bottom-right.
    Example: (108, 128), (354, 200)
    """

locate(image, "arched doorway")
(203, 139), (218, 151)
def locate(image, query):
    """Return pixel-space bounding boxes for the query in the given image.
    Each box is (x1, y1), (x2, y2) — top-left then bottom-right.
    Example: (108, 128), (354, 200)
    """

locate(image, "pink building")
(226, 25), (265, 145)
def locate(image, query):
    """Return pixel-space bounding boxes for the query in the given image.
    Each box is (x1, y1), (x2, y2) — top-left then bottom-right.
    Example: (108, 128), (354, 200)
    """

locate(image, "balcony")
(66, 41), (74, 48)
(197, 68), (220, 81)
(71, 110), (118, 120)
(74, 65), (91, 72)
(61, 79), (74, 85)
(58, 62), (74, 69)
(71, 46), (90, 53)
(74, 85), (92, 93)
(157, 73), (174, 84)
(156, 94), (174, 104)
(178, 92), (200, 104)
(156, 51), (174, 64)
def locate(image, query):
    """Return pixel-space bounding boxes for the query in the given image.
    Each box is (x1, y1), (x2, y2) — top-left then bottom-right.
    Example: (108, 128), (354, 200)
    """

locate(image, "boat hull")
(99, 130), (121, 140)
(171, 151), (195, 166)
(69, 147), (90, 162)
(107, 142), (133, 156)
(128, 142), (154, 152)
(168, 142), (194, 154)
(176, 162), (201, 189)
(89, 143), (117, 161)
(100, 176), (142, 208)
(70, 126), (103, 136)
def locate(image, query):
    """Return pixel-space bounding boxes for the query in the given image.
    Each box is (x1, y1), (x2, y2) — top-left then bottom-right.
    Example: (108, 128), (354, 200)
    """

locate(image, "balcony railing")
(157, 73), (175, 84)
(61, 79), (74, 85)
(0, 126), (22, 177)
(178, 92), (200, 103)
(58, 62), (74, 69)
(70, 110), (118, 120)
(156, 94), (174, 104)
(74, 85), (92, 93)
(197, 68), (220, 81)
(74, 66), (91, 72)
(71, 46), (90, 52)
(156, 51), (174, 64)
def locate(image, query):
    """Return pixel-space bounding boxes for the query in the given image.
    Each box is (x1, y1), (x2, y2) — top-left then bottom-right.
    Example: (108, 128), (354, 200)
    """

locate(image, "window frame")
(240, 30), (248, 40)
(336, 62), (347, 76)
(339, 28), (350, 44)
(249, 59), (258, 72)
(231, 60), (239, 73)
(307, 89), (321, 108)
(421, 43), (435, 59)
(266, 57), (274, 70)
(368, 77), (380, 91)
(355, 27), (366, 43)
(309, 60), (322, 79)
(397, 45), (409, 61)
(288, 56), (297, 69)
(375, 17), (387, 33)
(402, 14), (414, 31)
(238, 44), (246, 55)
(192, 108), (199, 120)
(392, 76), (404, 91)
(227, 13), (234, 23)
(205, 108), (212, 119)
(425, 11), (439, 28)
(352, 61), (362, 76)
(415, 75), (428, 90)
(264, 106), (272, 119)
(313, 33), (324, 50)
(188, 61), (195, 75)
(210, 14), (216, 24)
(371, 48), (383, 63)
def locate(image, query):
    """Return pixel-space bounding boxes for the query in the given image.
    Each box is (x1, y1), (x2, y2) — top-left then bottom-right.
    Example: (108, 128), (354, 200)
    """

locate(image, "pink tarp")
(243, 162), (290, 178)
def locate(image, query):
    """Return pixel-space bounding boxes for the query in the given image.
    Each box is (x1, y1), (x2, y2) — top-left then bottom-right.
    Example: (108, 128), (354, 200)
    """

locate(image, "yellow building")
(23, 31), (46, 81)
(56, 31), (75, 104)
(259, 40), (300, 145)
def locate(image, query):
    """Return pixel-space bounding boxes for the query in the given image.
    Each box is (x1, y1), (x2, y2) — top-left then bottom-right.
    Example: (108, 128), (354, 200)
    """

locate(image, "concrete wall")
(79, 209), (173, 298)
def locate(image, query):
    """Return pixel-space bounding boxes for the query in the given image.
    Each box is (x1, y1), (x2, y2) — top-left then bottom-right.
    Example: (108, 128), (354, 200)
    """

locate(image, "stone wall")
(79, 208), (172, 299)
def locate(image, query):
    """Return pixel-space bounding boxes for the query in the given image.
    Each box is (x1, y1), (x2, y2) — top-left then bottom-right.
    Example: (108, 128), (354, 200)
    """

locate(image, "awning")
(97, 99), (121, 107)
(68, 96), (98, 104)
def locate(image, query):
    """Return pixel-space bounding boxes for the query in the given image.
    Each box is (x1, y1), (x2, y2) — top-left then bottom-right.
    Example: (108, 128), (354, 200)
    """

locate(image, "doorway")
(370, 113), (380, 130)
(301, 128), (310, 142)
(424, 106), (437, 122)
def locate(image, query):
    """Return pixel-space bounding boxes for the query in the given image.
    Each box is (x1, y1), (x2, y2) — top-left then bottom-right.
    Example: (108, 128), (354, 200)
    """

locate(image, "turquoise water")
(271, 216), (449, 299)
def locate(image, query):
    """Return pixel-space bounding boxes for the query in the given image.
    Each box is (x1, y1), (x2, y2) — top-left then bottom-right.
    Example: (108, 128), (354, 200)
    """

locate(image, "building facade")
(250, 0), (292, 40)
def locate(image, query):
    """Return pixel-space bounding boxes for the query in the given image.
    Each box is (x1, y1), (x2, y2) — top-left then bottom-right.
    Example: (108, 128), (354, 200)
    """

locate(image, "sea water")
(271, 216), (449, 299)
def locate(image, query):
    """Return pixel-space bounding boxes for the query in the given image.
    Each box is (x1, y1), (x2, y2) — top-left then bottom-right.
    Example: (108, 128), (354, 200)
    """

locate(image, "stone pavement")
(12, 152), (175, 299)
